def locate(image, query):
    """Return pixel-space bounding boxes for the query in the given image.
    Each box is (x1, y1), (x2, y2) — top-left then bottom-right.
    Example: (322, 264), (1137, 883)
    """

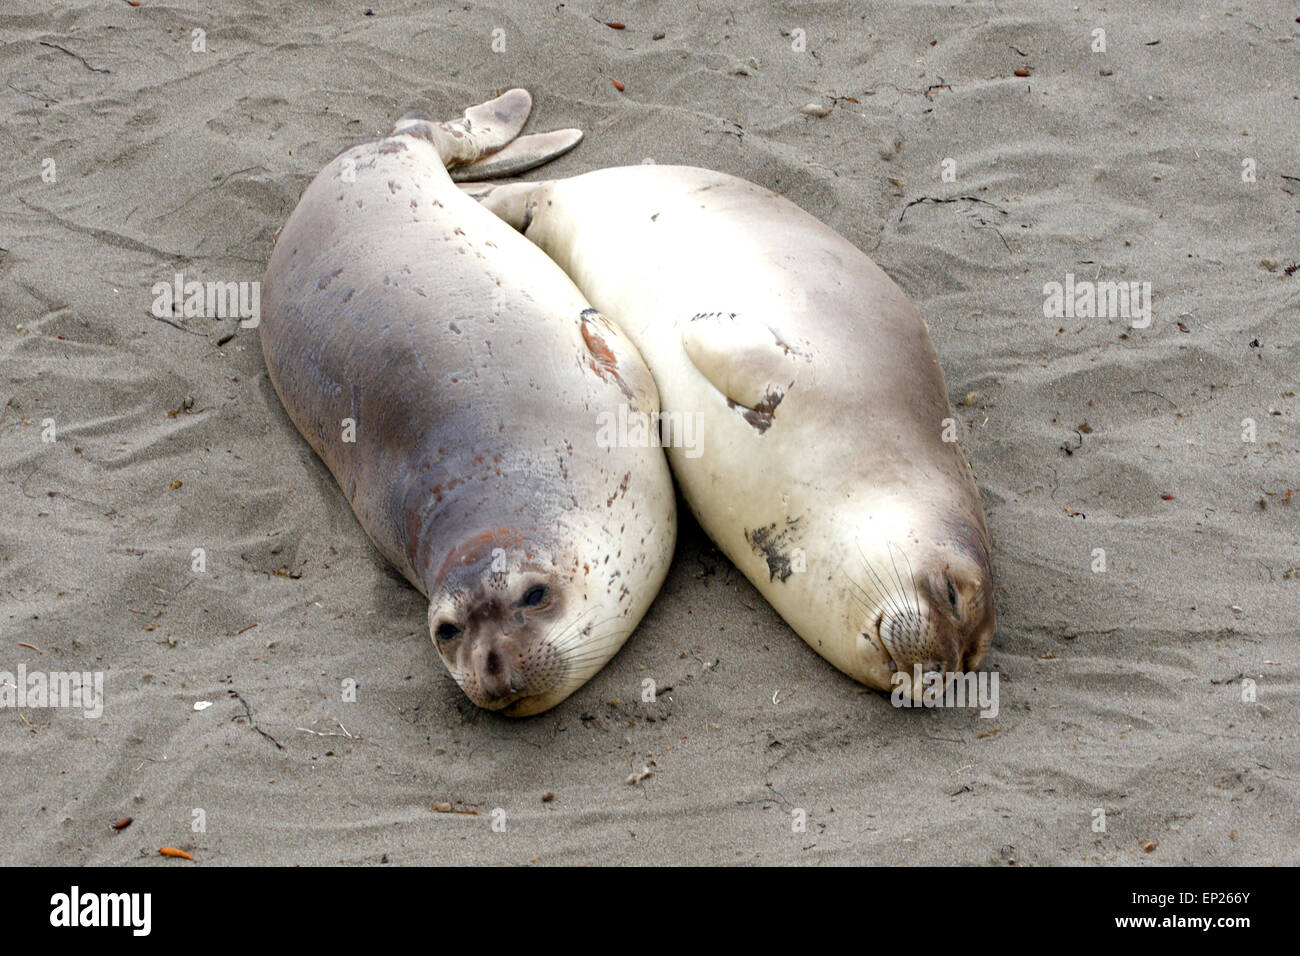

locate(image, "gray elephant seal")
(476, 164), (994, 700)
(260, 92), (676, 715)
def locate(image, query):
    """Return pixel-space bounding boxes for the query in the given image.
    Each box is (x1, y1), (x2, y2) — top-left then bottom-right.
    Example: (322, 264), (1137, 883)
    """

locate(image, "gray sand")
(1, 0), (1296, 865)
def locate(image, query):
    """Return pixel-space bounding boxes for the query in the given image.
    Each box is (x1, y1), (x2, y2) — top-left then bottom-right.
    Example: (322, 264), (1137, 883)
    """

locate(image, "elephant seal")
(475, 165), (994, 699)
(260, 92), (676, 716)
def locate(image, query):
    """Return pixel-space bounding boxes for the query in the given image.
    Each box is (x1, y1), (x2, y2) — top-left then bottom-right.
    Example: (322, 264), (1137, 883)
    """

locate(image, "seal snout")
(471, 633), (530, 704)
(439, 616), (560, 713)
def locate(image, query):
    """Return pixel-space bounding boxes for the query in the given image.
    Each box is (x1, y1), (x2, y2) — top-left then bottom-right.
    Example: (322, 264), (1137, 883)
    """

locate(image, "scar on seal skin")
(727, 385), (785, 433)
(745, 517), (801, 582)
(580, 308), (634, 400)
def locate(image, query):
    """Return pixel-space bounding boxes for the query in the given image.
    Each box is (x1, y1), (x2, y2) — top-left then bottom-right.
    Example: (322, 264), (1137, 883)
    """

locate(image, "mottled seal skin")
(260, 92), (675, 716)
(476, 165), (994, 700)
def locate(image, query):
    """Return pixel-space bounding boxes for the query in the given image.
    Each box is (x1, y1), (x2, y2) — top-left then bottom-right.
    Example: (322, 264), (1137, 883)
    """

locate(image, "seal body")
(477, 165), (994, 697)
(260, 94), (675, 715)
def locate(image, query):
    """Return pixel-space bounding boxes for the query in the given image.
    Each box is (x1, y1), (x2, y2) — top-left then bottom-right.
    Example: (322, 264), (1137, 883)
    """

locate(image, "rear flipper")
(391, 88), (582, 179)
(449, 129), (581, 181)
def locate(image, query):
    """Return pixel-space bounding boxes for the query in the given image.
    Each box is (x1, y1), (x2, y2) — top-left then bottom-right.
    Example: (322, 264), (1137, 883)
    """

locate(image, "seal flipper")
(392, 89), (580, 175)
(580, 309), (661, 416)
(435, 88), (533, 162)
(450, 129), (582, 182)
(453, 88), (533, 143)
(681, 312), (799, 432)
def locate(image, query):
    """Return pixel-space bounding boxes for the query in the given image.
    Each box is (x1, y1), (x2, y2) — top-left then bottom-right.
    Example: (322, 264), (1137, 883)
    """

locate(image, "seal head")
(424, 527), (638, 717)
(852, 516), (995, 700)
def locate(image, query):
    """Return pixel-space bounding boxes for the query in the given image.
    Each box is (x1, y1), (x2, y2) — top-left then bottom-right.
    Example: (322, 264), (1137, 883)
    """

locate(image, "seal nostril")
(485, 650), (502, 676)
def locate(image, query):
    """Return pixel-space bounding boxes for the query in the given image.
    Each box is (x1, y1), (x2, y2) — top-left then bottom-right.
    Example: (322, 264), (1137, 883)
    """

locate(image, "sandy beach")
(1, 0), (1297, 865)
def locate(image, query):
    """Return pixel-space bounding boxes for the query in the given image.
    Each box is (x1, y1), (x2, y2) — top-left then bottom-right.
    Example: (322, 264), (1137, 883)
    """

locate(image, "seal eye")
(435, 622), (462, 642)
(521, 585), (548, 608)
(946, 578), (960, 616)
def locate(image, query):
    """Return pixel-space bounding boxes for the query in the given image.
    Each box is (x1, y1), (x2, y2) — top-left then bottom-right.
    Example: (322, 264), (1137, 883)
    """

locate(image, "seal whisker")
(548, 611), (611, 651)
(854, 542), (912, 622)
(543, 604), (601, 647)
(897, 545), (928, 640)
(556, 622), (626, 658)
(840, 565), (895, 622)
(886, 541), (922, 616)
(554, 615), (626, 656)
(548, 614), (625, 664)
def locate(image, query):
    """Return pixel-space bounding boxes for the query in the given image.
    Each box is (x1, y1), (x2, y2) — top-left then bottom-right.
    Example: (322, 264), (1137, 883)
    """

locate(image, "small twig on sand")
(899, 195), (1007, 223)
(972, 217), (1012, 251)
(599, 111), (628, 133)
(148, 313), (205, 336)
(1129, 389), (1179, 410)
(296, 720), (356, 740)
(229, 690), (284, 750)
(39, 41), (111, 74)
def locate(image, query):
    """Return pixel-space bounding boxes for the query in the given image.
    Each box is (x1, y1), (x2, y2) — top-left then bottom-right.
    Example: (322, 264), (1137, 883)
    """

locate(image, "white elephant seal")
(476, 164), (994, 699)
(260, 92), (676, 716)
